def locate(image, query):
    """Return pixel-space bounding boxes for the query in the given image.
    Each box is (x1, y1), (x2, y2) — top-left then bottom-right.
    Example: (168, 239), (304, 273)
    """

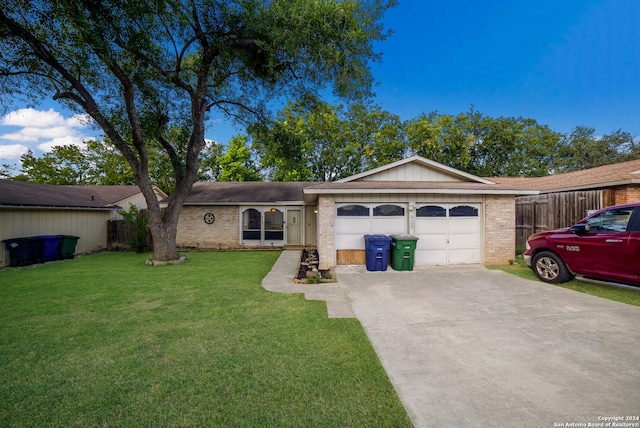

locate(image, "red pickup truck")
(523, 202), (640, 288)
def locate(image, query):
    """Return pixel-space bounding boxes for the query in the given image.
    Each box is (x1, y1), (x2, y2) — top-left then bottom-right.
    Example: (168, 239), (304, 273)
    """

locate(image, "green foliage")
(217, 135), (262, 181)
(19, 146), (93, 185)
(0, 0), (395, 260)
(406, 108), (560, 177)
(251, 98), (406, 181)
(118, 204), (149, 253)
(552, 127), (640, 173)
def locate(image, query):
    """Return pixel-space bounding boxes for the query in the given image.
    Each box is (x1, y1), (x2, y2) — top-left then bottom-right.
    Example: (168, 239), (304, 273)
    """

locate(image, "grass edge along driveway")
(0, 251), (411, 427)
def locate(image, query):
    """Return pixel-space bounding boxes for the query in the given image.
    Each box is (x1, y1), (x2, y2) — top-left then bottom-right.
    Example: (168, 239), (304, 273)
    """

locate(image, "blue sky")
(1, 0), (639, 165)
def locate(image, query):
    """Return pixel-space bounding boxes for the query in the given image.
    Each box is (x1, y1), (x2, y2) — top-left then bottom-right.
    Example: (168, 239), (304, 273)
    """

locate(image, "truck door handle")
(605, 239), (623, 243)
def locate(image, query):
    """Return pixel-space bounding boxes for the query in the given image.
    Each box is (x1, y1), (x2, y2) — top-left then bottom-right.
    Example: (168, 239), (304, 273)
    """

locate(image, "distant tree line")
(11, 102), (640, 189)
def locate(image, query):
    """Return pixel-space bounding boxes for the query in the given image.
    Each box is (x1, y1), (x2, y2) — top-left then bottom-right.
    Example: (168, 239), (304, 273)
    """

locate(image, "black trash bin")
(60, 235), (80, 259)
(364, 234), (392, 271)
(35, 235), (63, 262)
(3, 237), (43, 267)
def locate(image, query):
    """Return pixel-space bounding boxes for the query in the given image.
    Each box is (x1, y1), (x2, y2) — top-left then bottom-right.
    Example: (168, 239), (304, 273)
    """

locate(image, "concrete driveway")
(335, 264), (640, 428)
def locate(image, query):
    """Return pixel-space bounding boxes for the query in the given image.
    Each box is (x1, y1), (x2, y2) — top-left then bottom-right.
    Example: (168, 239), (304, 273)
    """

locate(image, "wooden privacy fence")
(515, 190), (603, 250)
(107, 219), (152, 251)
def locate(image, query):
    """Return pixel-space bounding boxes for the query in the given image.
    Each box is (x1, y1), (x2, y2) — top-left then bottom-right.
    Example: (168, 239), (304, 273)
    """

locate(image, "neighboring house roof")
(490, 159), (640, 193)
(0, 181), (159, 209)
(184, 182), (315, 204)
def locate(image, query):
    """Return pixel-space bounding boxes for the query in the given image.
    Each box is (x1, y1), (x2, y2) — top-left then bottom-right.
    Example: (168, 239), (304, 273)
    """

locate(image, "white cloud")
(0, 108), (97, 159)
(1, 108), (66, 128)
(0, 144), (29, 160)
(37, 136), (87, 152)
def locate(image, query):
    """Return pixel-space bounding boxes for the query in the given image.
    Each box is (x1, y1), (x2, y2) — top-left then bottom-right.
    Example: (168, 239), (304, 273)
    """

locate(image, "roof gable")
(339, 155), (494, 184)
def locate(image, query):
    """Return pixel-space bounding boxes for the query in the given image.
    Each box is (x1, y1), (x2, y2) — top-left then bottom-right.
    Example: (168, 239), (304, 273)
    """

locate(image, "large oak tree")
(0, 0), (394, 262)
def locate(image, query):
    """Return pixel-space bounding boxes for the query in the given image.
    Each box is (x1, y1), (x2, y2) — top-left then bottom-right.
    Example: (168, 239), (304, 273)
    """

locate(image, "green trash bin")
(390, 234), (419, 271)
(60, 235), (80, 259)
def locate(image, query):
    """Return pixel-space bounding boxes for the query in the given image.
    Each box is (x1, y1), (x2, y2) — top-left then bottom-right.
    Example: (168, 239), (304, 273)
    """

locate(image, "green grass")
(490, 255), (640, 307)
(0, 252), (411, 427)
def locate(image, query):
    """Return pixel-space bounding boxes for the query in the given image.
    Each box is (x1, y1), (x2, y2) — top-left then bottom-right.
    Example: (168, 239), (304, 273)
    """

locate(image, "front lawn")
(490, 255), (640, 307)
(0, 252), (411, 427)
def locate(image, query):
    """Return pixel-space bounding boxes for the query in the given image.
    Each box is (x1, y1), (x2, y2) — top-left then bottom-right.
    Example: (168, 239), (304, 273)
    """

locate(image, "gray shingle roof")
(185, 181), (315, 203)
(0, 180), (142, 209)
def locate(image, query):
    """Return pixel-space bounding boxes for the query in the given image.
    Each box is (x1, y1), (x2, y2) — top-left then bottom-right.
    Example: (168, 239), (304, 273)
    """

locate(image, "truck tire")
(532, 251), (573, 284)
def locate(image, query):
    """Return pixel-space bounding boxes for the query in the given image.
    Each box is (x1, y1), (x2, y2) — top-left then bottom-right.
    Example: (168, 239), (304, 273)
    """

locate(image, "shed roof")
(0, 181), (144, 209)
(490, 159), (640, 192)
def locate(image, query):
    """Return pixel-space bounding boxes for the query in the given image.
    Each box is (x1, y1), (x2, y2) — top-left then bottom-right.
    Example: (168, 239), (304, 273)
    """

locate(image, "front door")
(286, 209), (302, 245)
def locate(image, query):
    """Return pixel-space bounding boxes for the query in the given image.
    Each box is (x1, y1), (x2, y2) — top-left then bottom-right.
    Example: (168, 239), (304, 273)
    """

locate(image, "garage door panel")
(448, 218), (479, 234)
(336, 234), (366, 250)
(415, 203), (481, 265)
(449, 248), (482, 264)
(417, 234), (447, 250)
(372, 218), (406, 235)
(335, 203), (408, 252)
(415, 249), (447, 265)
(335, 219), (370, 235)
(448, 234), (480, 248)
(415, 218), (447, 234)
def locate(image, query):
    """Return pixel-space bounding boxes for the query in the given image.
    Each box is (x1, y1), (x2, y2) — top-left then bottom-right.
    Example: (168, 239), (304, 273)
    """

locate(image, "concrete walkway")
(263, 251), (640, 428)
(261, 250), (354, 318)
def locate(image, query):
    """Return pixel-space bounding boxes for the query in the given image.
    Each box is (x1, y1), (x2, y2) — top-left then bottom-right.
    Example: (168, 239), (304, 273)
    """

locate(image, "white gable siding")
(357, 163), (464, 182)
(109, 192), (150, 220)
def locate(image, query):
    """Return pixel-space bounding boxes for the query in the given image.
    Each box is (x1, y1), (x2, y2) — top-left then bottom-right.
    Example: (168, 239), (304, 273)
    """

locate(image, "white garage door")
(415, 204), (482, 265)
(335, 203), (407, 249)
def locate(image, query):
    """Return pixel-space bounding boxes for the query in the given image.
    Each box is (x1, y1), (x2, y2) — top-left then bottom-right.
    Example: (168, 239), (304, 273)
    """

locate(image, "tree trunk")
(148, 214), (180, 261)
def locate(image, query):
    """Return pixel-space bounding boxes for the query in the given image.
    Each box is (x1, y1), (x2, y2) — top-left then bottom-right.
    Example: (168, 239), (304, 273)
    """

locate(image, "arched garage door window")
(337, 204), (369, 217)
(449, 205), (478, 217)
(416, 205), (446, 217)
(373, 204), (405, 216)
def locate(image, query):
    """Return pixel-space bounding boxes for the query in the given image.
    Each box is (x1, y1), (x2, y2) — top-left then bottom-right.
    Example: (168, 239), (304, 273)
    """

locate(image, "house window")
(242, 208), (261, 240)
(337, 204), (370, 217)
(449, 205), (478, 217)
(264, 208), (284, 240)
(373, 204), (405, 216)
(416, 205), (446, 217)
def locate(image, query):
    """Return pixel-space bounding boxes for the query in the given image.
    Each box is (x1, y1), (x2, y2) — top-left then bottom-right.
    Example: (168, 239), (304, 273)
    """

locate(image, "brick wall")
(484, 196), (516, 265)
(176, 206), (239, 249)
(614, 185), (640, 205)
(317, 195), (335, 270)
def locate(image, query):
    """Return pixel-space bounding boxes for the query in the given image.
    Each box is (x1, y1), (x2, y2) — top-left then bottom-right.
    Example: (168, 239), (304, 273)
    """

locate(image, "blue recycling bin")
(364, 234), (391, 271)
(35, 235), (63, 262)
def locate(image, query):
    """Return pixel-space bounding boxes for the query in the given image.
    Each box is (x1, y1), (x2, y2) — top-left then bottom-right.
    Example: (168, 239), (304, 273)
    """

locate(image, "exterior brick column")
(317, 194), (335, 270)
(484, 196), (516, 265)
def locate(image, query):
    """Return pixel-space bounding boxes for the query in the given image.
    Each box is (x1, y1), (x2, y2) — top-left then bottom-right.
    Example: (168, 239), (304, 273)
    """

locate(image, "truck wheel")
(532, 251), (573, 283)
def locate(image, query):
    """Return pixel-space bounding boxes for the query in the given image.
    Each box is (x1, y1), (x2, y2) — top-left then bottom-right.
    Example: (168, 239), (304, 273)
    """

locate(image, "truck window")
(586, 207), (634, 233)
